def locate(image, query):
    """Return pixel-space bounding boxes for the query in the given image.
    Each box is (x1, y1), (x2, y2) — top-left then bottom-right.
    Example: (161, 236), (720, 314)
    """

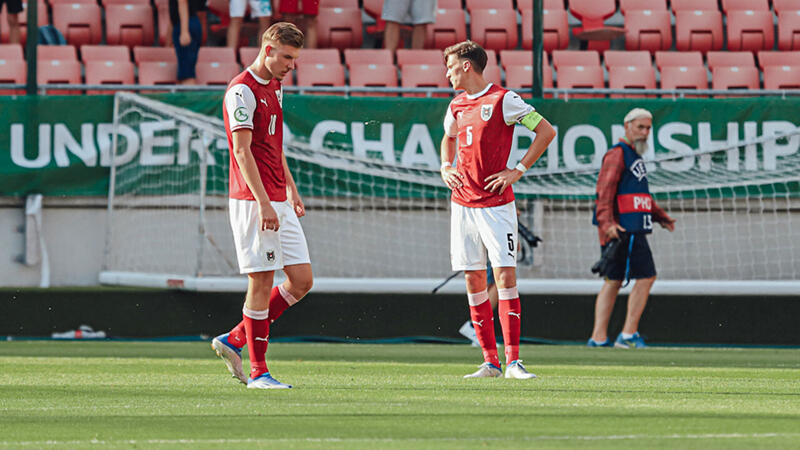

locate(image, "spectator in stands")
(382, 0), (436, 53)
(588, 108), (676, 349)
(1, 0), (22, 44)
(169, 0), (204, 84)
(227, 0), (272, 48)
(279, 0), (318, 48)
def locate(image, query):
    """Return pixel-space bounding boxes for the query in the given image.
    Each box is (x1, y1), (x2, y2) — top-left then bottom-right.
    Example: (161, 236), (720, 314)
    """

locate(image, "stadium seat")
(569, 0), (624, 48)
(37, 44), (79, 62)
(469, 8), (519, 51)
(500, 50), (545, 69)
(52, 3), (103, 46)
(720, 0), (770, 13)
(133, 46), (176, 64)
(777, 9), (800, 50)
(552, 50), (603, 98)
(344, 49), (393, 67)
(619, 0), (667, 14)
(504, 62), (554, 99)
(0, 59), (25, 95)
(707, 51), (756, 70)
(0, 44), (23, 61)
(484, 49), (498, 67)
(517, 0), (565, 12)
(319, 0), (358, 7)
(711, 66), (760, 93)
(623, 9), (672, 53)
(552, 50), (601, 70)
(80, 45), (130, 62)
(400, 63), (449, 97)
(465, 0), (513, 11)
(348, 63), (397, 96)
(137, 61), (178, 86)
(723, 0), (774, 52)
(105, 3), (155, 47)
(674, 9), (724, 53)
(396, 49), (442, 68)
(655, 51), (704, 70)
(608, 65), (656, 98)
(774, 0), (800, 12)
(425, 8), (467, 49)
(763, 65), (800, 89)
(85, 60), (135, 94)
(521, 7), (569, 51)
(37, 59), (82, 94)
(671, 0), (720, 12)
(100, 0), (150, 4)
(482, 65), (502, 85)
(604, 50), (652, 70)
(757, 51), (800, 69)
(659, 65), (709, 92)
(296, 48), (341, 67)
(197, 47), (237, 64)
(296, 62), (345, 94)
(316, 7), (363, 50)
(1, 1), (47, 44)
(195, 61), (241, 85)
(239, 47), (259, 65)
(49, 0), (96, 3)
(437, 0), (462, 9)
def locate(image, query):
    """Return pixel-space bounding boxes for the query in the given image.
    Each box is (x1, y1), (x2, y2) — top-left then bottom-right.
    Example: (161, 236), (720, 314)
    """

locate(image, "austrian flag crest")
(480, 104), (493, 121)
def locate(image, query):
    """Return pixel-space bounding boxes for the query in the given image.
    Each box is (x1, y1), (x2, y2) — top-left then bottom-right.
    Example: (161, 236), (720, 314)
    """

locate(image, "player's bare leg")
(462, 270), (502, 378)
(495, 267), (536, 379)
(268, 263), (313, 323)
(590, 279), (621, 345)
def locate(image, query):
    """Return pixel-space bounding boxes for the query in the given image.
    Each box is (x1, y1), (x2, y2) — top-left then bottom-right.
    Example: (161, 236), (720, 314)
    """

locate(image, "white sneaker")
(504, 360), (537, 379)
(458, 320), (480, 347)
(463, 362), (502, 378)
(211, 333), (247, 384)
(247, 372), (292, 389)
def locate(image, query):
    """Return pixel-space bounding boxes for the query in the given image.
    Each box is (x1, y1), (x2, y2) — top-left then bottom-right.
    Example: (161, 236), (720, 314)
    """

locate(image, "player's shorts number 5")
(507, 233), (514, 252)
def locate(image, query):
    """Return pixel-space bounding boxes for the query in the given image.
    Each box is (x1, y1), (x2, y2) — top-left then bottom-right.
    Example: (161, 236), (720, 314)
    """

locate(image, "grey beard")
(633, 139), (648, 156)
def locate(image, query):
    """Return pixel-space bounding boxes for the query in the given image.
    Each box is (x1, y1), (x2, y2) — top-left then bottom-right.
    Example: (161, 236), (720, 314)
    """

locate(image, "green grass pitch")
(1, 342), (799, 449)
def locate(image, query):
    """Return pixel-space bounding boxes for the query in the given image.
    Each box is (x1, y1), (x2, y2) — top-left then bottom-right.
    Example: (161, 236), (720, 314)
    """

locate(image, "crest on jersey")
(234, 107), (248, 122)
(480, 104), (493, 121)
(275, 89), (283, 107)
(630, 159), (647, 181)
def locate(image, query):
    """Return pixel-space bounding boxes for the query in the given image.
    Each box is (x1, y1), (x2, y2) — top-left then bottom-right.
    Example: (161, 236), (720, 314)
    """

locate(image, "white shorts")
(230, 0), (272, 18)
(229, 199), (311, 274)
(450, 201), (517, 271)
(381, 0), (436, 25)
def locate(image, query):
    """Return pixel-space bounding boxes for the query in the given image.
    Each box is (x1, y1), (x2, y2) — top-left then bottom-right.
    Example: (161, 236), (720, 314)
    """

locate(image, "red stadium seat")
(757, 51), (800, 69)
(569, 0), (624, 46)
(505, 62), (554, 99)
(85, 60), (135, 94)
(198, 46), (237, 64)
(316, 7), (363, 50)
(777, 10), (800, 50)
(655, 51), (704, 70)
(344, 49), (393, 67)
(319, 0), (358, 7)
(624, 9), (672, 52)
(425, 8), (467, 49)
(52, 3), (103, 46)
(0, 59), (25, 95)
(707, 51), (755, 70)
(0, 44), (23, 61)
(37, 45), (79, 62)
(470, 8), (518, 51)
(396, 49), (442, 68)
(437, 0), (462, 9)
(671, 0), (719, 12)
(239, 47), (259, 65)
(619, 0), (667, 14)
(134, 46), (176, 63)
(296, 48), (341, 67)
(517, 0), (565, 12)
(552, 50), (603, 98)
(348, 63), (397, 96)
(521, 8), (569, 51)
(482, 65), (502, 85)
(660, 65), (709, 92)
(674, 9), (724, 53)
(49, 0), (96, 3)
(80, 45), (130, 62)
(775, 0), (800, 13)
(604, 50), (652, 69)
(1, 1), (47, 44)
(484, 49), (497, 67)
(712, 66), (760, 93)
(195, 61), (241, 85)
(724, 0), (774, 52)
(552, 50), (601, 70)
(101, 0), (150, 4)
(608, 65), (656, 97)
(137, 61), (178, 85)
(37, 59), (82, 94)
(720, 0), (770, 12)
(105, 3), (155, 47)
(763, 65), (800, 89)
(400, 63), (449, 97)
(465, 0), (513, 11)
(501, 50), (550, 70)
(296, 62), (345, 94)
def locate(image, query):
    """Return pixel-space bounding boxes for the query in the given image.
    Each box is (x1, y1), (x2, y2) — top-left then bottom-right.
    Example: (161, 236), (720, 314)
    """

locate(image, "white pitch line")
(1, 433), (798, 446)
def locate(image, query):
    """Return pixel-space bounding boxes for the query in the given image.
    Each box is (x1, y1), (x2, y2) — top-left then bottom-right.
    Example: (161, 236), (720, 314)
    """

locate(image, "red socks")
(243, 307), (270, 379)
(498, 287), (521, 364)
(228, 321), (247, 348)
(227, 284), (299, 350)
(467, 290), (501, 368)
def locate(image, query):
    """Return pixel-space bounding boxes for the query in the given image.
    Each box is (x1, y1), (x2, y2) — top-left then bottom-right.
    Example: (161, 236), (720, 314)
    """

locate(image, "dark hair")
(443, 40), (487, 73)
(262, 22), (304, 48)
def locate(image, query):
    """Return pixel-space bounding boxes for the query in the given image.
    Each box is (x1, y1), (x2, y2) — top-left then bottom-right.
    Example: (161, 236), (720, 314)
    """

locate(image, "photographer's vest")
(615, 141), (653, 234)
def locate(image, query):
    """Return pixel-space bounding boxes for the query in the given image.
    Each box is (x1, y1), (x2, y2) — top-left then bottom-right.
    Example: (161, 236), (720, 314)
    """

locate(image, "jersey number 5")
(465, 126), (473, 146)
(268, 114), (277, 136)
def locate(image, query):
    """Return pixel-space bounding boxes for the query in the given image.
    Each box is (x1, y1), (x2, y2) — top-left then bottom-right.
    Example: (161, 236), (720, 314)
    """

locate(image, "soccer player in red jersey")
(440, 41), (556, 379)
(211, 22), (313, 389)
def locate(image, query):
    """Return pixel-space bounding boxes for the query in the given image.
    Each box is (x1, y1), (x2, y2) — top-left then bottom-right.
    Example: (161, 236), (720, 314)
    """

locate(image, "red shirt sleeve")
(595, 147), (625, 245)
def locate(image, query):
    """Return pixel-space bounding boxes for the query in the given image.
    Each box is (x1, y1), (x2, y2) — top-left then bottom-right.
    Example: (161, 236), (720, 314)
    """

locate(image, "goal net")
(101, 92), (800, 294)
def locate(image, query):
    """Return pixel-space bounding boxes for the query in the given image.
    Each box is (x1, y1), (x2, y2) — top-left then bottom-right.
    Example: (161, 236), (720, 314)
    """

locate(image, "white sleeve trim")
(502, 90), (534, 125)
(225, 84), (257, 131)
(443, 104), (458, 137)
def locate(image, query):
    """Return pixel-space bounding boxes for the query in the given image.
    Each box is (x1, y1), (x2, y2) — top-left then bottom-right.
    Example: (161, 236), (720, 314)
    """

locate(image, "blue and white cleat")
(504, 360), (537, 379)
(463, 362), (503, 378)
(614, 332), (647, 349)
(211, 333), (247, 384)
(247, 372), (292, 389)
(587, 338), (612, 347)
(458, 320), (480, 347)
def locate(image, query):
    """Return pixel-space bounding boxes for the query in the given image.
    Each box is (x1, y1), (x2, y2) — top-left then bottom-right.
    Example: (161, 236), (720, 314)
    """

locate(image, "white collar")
(465, 83), (492, 99)
(247, 68), (270, 85)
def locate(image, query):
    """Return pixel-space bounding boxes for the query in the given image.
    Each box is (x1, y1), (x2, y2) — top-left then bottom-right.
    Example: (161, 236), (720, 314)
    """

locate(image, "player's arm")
(232, 130), (279, 231)
(282, 152), (305, 218)
(440, 105), (464, 191)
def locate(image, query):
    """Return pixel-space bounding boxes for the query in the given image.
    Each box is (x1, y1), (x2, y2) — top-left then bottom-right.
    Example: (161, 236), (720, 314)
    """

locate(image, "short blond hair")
(262, 22), (304, 48)
(443, 40), (487, 73)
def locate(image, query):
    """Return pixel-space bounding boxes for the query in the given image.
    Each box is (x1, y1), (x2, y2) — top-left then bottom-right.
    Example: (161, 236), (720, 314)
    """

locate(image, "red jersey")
(444, 83), (534, 208)
(223, 68), (286, 202)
